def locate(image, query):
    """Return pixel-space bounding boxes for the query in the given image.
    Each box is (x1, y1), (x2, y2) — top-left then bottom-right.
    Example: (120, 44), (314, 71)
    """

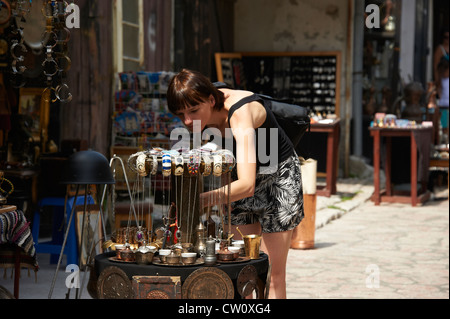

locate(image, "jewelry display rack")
(113, 147), (236, 250)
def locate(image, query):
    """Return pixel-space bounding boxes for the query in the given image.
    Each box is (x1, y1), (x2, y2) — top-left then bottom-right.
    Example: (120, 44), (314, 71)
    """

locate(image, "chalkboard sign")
(215, 52), (341, 115)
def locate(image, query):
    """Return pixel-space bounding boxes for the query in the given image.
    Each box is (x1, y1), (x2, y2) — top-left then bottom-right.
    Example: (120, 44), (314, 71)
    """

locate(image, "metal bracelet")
(202, 154), (212, 176)
(150, 155), (158, 175)
(162, 152), (171, 177)
(174, 155), (184, 176)
(41, 30), (58, 49)
(213, 154), (222, 177)
(42, 58), (59, 77)
(55, 53), (71, 72)
(56, 27), (71, 44)
(11, 59), (26, 74)
(41, 87), (56, 103)
(55, 83), (72, 103)
(187, 152), (200, 176)
(10, 40), (27, 60)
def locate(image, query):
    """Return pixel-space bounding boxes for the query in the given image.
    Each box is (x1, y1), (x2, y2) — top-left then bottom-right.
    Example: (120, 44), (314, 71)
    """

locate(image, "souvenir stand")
(93, 148), (270, 299)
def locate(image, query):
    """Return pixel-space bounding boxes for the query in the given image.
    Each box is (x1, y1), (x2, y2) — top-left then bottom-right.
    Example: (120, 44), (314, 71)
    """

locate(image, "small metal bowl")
(228, 246), (240, 260)
(181, 252), (197, 265)
(114, 244), (125, 260)
(135, 251), (154, 265)
(119, 246), (135, 262)
(135, 246), (155, 265)
(158, 249), (171, 263)
(217, 247), (235, 261)
(165, 251), (181, 264)
(232, 240), (245, 256)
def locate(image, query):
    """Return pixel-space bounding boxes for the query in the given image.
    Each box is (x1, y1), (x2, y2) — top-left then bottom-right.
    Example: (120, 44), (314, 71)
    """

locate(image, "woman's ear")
(209, 95), (216, 108)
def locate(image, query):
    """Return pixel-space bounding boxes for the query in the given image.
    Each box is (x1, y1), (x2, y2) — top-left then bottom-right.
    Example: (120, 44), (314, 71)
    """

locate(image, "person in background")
(436, 55), (449, 143)
(434, 28), (449, 85)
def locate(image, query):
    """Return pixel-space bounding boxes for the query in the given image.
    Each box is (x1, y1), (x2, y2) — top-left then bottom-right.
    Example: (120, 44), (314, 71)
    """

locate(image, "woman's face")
(174, 96), (214, 132)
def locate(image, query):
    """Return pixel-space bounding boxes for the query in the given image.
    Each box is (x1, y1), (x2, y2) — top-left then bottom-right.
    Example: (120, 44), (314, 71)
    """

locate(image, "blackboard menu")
(215, 52), (341, 115)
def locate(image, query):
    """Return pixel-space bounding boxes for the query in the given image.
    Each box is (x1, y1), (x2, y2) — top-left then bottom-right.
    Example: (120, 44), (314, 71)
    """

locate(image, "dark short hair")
(167, 69), (225, 114)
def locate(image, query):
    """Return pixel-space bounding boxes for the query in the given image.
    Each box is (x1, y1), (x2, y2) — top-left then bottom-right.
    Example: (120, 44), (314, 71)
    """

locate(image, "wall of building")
(234, 0), (350, 53)
(233, 0), (354, 175)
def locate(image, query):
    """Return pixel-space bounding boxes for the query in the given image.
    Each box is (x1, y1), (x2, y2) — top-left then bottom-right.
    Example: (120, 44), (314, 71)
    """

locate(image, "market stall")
(370, 115), (433, 206)
(67, 147), (271, 299)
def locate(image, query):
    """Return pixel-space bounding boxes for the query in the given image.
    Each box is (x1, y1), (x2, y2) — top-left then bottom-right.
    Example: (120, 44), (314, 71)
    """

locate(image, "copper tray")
(217, 256), (251, 264)
(152, 258), (205, 267)
(97, 266), (133, 299)
(108, 256), (136, 264)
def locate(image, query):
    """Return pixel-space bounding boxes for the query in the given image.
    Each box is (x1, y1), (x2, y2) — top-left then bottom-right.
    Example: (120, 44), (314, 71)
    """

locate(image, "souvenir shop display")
(104, 146), (248, 268)
(215, 52), (342, 117)
(112, 71), (183, 149)
(6, 0), (73, 101)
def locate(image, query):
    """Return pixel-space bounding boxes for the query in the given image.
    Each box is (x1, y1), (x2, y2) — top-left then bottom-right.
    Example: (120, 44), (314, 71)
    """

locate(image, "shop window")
(363, 0), (399, 116)
(114, 0), (144, 72)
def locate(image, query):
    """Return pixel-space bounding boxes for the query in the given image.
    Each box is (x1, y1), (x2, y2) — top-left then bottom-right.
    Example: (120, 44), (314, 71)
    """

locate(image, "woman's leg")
(261, 230), (293, 299)
(231, 224), (293, 299)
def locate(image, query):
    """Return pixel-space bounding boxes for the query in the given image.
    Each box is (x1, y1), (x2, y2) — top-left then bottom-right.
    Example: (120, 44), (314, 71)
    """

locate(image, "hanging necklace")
(161, 151), (172, 248)
(186, 150), (200, 242)
(212, 153), (223, 238)
(174, 153), (184, 241)
(134, 174), (145, 243)
(219, 149), (235, 239)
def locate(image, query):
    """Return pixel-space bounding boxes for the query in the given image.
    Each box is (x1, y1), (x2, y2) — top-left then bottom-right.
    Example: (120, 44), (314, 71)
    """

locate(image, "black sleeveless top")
(226, 94), (294, 169)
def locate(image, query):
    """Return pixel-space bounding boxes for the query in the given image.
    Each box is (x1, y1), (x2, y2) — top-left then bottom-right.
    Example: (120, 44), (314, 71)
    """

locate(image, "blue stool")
(31, 195), (95, 266)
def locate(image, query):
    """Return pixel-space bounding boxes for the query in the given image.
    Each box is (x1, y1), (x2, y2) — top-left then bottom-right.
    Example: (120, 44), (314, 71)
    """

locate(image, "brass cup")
(114, 244), (125, 260)
(135, 251), (154, 265)
(181, 252), (197, 265)
(244, 235), (261, 259)
(158, 249), (171, 263)
(228, 246), (240, 259)
(165, 251), (181, 265)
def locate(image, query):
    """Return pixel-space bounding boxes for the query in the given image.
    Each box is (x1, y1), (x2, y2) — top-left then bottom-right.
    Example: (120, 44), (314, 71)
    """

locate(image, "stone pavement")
(286, 179), (449, 299)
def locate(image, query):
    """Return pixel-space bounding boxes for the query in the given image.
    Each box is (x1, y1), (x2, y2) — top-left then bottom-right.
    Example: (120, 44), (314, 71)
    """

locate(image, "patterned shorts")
(230, 154), (304, 233)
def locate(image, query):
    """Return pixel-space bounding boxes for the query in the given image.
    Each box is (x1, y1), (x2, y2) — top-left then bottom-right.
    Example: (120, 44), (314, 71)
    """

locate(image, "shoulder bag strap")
(227, 94), (263, 123)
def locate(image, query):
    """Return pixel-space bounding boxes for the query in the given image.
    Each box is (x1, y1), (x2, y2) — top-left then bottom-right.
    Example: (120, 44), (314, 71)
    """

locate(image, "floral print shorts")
(230, 154), (304, 233)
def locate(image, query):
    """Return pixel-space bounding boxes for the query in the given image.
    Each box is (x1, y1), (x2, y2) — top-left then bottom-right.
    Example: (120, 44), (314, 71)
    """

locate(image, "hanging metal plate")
(182, 267), (234, 299)
(97, 266), (133, 299)
(236, 264), (259, 298)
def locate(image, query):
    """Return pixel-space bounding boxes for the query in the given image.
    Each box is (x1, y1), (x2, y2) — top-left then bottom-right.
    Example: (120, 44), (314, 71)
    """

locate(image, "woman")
(167, 69), (304, 299)
(436, 55), (449, 141)
(434, 28), (449, 86)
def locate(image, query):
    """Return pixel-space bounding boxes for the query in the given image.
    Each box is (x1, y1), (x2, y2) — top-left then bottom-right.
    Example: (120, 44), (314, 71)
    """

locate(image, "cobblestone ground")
(286, 197), (449, 299)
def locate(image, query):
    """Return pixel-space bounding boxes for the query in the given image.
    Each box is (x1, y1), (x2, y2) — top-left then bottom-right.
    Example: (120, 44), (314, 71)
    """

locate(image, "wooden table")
(309, 119), (341, 197)
(370, 126), (432, 206)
